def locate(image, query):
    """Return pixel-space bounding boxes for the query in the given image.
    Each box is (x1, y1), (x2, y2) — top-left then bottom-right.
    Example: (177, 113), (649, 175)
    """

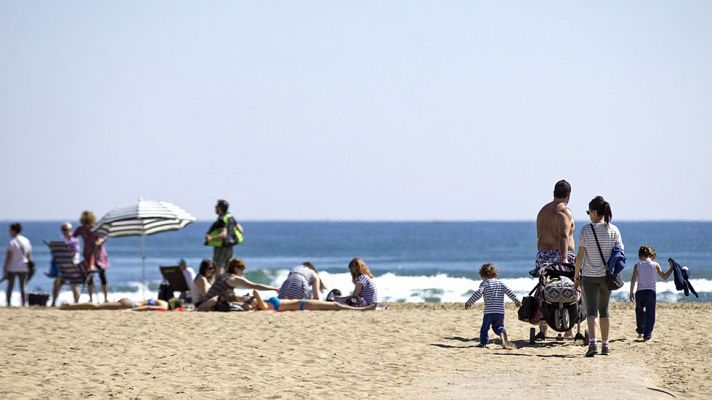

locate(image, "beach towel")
(47, 241), (87, 285)
(669, 258), (698, 298)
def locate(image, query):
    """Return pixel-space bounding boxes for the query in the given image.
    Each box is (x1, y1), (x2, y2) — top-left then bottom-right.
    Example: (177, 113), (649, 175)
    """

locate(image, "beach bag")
(346, 296), (368, 307)
(518, 295), (537, 322)
(518, 284), (543, 323)
(157, 281), (174, 302)
(606, 271), (624, 291)
(325, 289), (342, 302)
(28, 288), (49, 306)
(590, 224), (625, 291)
(215, 300), (247, 312)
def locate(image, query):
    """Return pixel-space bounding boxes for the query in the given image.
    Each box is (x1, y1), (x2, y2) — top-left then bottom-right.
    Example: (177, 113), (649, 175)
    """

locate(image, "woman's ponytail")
(603, 201), (612, 224)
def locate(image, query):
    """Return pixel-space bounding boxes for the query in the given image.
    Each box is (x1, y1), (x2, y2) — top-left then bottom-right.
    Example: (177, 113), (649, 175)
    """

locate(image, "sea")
(2, 221), (711, 305)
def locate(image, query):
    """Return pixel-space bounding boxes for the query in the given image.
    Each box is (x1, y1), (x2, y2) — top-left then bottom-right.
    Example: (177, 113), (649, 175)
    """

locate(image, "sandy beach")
(0, 302), (709, 399)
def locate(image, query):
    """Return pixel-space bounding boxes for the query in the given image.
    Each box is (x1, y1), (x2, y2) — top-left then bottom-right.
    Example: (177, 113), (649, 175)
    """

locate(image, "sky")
(1, 1), (711, 221)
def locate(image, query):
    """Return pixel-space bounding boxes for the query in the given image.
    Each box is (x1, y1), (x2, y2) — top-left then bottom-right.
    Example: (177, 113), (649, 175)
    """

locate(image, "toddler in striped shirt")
(465, 263), (521, 349)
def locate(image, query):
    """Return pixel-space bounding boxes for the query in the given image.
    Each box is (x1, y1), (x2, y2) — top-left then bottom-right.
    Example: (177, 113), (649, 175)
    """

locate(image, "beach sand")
(0, 302), (709, 399)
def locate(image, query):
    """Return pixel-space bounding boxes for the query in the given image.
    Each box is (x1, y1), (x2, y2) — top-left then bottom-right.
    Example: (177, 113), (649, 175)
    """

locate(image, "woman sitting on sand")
(192, 259), (216, 306)
(335, 257), (380, 307)
(196, 258), (279, 311)
(60, 298), (182, 311)
(204, 289), (376, 312)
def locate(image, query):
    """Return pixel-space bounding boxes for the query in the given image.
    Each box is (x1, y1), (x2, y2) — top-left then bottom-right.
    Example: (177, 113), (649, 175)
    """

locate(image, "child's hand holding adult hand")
(629, 293), (635, 302)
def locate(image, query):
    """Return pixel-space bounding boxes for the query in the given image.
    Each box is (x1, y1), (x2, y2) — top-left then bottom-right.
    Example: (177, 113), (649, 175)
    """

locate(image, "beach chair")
(47, 241), (89, 285)
(159, 265), (192, 302)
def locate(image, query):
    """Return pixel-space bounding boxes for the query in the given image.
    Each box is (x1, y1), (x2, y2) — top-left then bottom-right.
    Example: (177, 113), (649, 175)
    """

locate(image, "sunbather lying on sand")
(197, 290), (376, 312)
(60, 298), (181, 311)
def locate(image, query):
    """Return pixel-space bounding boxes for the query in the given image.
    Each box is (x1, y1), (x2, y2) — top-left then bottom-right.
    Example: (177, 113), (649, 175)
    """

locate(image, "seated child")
(629, 245), (673, 341)
(465, 262), (521, 349)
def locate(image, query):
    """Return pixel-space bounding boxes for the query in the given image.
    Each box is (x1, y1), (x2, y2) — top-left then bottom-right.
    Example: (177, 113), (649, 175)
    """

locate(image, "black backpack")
(157, 281), (174, 302)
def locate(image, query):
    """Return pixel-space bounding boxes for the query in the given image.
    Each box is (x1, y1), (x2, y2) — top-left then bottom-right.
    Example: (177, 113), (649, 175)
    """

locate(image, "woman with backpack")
(573, 196), (624, 357)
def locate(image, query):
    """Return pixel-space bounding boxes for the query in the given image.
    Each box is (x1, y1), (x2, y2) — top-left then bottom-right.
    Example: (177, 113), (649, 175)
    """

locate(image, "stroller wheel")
(529, 328), (536, 344)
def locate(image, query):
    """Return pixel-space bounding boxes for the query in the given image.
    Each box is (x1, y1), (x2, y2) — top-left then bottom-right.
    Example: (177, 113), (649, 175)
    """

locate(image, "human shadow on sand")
(431, 343), (482, 349)
(443, 336), (479, 342)
(430, 336), (481, 348)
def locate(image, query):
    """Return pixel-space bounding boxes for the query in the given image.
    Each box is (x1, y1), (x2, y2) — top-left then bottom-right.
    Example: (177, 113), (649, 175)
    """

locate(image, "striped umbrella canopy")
(94, 199), (195, 237)
(94, 199), (196, 298)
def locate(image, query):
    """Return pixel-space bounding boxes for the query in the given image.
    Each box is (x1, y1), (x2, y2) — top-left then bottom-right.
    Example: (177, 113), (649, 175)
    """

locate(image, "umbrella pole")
(141, 235), (145, 299)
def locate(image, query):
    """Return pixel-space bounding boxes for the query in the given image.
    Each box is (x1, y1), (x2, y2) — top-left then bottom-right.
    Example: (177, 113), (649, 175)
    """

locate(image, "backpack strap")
(589, 224), (608, 265)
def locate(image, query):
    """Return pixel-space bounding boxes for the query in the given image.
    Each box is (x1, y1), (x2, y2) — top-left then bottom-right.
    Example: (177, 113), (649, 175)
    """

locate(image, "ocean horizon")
(2, 220), (710, 305)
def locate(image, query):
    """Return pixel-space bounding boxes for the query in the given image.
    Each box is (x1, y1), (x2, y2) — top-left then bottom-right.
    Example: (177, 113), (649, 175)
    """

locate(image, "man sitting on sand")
(535, 179), (575, 340)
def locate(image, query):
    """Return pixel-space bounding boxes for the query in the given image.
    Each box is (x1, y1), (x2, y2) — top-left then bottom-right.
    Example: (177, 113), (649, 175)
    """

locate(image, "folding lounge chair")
(47, 241), (88, 285)
(159, 266), (192, 302)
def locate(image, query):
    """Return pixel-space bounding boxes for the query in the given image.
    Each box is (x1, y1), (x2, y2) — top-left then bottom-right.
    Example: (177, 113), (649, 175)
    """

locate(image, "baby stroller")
(523, 263), (588, 345)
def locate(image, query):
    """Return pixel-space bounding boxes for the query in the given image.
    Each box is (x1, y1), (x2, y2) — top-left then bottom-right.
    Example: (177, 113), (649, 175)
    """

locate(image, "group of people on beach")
(464, 180), (673, 357)
(3, 199), (381, 313)
(4, 186), (676, 357)
(187, 256), (379, 312)
(190, 199), (381, 312)
(3, 210), (111, 307)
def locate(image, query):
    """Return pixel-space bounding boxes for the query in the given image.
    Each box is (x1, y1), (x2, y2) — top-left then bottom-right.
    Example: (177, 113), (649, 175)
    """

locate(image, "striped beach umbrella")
(94, 199), (196, 298)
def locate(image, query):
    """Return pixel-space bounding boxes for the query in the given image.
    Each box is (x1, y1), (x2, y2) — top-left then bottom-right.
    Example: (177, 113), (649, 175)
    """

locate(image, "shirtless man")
(534, 179), (575, 339)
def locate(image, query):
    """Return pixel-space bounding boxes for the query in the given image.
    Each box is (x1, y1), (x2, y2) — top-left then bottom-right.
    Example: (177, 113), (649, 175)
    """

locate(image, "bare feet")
(500, 332), (513, 350)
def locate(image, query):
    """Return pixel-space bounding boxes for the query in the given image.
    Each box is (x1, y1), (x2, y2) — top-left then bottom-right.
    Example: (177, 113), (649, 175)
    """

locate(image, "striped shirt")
(278, 265), (317, 299)
(635, 259), (659, 292)
(578, 223), (624, 277)
(466, 279), (519, 315)
(355, 275), (378, 305)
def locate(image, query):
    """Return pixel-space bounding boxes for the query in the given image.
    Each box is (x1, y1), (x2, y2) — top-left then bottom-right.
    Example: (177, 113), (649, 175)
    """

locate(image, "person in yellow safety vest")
(204, 199), (243, 278)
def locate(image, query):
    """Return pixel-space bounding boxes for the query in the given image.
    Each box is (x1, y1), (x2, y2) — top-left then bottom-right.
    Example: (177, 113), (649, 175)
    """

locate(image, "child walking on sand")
(465, 263), (521, 349)
(629, 245), (673, 341)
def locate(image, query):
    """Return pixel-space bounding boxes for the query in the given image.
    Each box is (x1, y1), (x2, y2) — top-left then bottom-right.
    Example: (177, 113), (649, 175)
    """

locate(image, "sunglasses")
(586, 210), (594, 215)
